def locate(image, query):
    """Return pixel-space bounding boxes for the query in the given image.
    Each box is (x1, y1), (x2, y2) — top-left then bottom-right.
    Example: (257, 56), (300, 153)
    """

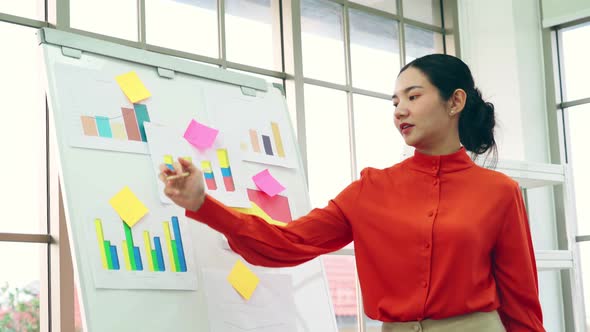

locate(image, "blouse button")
(425, 243), (431, 249)
(433, 179), (438, 185)
(422, 281), (428, 288)
(427, 211), (434, 217)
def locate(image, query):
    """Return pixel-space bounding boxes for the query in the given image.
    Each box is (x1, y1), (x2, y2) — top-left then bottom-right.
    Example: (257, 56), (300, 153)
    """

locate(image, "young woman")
(159, 54), (545, 332)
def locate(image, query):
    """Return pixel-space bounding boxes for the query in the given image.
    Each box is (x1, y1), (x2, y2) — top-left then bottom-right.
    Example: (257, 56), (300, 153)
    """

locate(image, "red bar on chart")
(201, 161), (217, 190)
(121, 107), (142, 141)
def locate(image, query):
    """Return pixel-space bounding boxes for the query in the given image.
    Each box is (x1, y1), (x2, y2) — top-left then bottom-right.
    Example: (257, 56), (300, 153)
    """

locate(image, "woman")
(159, 54), (545, 332)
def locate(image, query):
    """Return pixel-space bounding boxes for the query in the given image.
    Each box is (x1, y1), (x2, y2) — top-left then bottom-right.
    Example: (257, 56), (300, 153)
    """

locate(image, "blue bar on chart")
(96, 116), (113, 138)
(154, 236), (166, 272)
(109, 245), (120, 270)
(133, 247), (143, 271)
(171, 216), (187, 272)
(262, 135), (273, 156)
(133, 104), (151, 142)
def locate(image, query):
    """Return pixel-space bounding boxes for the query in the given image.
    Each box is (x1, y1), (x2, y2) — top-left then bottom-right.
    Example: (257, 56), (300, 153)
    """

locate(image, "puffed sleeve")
(493, 182), (545, 331)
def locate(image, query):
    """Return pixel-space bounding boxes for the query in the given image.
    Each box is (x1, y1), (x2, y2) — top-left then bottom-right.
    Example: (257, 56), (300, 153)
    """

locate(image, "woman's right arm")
(161, 157), (360, 267)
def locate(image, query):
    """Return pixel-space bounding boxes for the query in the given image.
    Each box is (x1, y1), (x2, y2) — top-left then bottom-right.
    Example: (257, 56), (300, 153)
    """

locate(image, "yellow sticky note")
(109, 186), (149, 227)
(227, 260), (260, 300)
(115, 71), (151, 103)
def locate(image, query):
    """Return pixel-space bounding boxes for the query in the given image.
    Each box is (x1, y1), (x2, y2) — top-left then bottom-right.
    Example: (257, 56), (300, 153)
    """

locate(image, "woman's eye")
(409, 95), (419, 101)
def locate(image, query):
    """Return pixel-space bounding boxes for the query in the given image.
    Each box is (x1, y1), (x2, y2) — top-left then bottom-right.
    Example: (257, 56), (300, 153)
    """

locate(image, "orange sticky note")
(115, 71), (151, 103)
(109, 186), (149, 227)
(227, 260), (260, 300)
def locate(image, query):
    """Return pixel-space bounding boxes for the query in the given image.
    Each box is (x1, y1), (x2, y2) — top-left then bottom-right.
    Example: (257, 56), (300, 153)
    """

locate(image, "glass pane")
(71, 0), (137, 41)
(225, 0), (282, 70)
(567, 104), (590, 236)
(0, 242), (45, 331)
(0, 0), (44, 20)
(350, 0), (396, 14)
(0, 22), (46, 233)
(146, 0), (218, 57)
(353, 94), (405, 172)
(301, 0), (346, 84)
(322, 255), (358, 332)
(560, 22), (590, 102)
(537, 270), (566, 331)
(402, 0), (442, 26)
(349, 9), (400, 94)
(405, 24), (444, 64)
(579, 242), (590, 330)
(304, 85), (351, 208)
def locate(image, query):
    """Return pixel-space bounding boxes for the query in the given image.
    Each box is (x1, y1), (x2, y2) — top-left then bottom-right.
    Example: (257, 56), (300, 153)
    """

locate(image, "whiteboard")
(39, 28), (338, 332)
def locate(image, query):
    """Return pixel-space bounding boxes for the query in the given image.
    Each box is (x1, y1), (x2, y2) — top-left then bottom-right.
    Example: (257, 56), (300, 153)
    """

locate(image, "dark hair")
(399, 54), (497, 160)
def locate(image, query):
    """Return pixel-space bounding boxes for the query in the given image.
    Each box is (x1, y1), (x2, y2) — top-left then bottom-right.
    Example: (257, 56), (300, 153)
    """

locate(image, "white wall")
(458, 0), (564, 331)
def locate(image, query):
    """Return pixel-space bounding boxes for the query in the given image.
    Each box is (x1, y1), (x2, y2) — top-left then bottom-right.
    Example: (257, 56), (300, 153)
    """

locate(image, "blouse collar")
(406, 146), (475, 175)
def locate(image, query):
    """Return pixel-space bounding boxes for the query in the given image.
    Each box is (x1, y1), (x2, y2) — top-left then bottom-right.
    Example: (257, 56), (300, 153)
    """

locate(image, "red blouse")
(186, 147), (545, 331)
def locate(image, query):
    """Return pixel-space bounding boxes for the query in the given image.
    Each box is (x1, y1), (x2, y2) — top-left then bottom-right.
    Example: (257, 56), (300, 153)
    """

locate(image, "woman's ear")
(449, 88), (467, 116)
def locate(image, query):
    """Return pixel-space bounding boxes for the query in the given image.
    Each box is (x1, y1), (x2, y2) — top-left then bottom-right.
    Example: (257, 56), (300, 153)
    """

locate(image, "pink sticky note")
(252, 169), (286, 197)
(183, 119), (219, 150)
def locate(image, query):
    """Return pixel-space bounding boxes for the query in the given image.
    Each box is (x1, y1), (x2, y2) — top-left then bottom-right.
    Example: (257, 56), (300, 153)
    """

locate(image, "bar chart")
(200, 149), (235, 192)
(246, 121), (286, 158)
(94, 216), (187, 273)
(80, 104), (151, 142)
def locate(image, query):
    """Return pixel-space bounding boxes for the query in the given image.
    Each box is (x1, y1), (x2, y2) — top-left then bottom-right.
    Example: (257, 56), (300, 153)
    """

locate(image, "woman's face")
(392, 67), (456, 153)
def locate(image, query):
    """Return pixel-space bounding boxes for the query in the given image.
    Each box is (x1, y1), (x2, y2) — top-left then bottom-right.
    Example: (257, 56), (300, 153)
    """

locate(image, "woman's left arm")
(493, 181), (545, 332)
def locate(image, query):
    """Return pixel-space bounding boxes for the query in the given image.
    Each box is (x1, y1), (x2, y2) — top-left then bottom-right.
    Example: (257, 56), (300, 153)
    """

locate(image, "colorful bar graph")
(133, 103), (150, 142)
(96, 116), (113, 138)
(246, 122), (287, 158)
(81, 116), (98, 136)
(95, 219), (121, 270)
(122, 107), (142, 141)
(81, 105), (150, 143)
(217, 149), (235, 192)
(93, 216), (188, 273)
(261, 135), (273, 156)
(201, 161), (217, 190)
(271, 122), (285, 158)
(249, 130), (261, 152)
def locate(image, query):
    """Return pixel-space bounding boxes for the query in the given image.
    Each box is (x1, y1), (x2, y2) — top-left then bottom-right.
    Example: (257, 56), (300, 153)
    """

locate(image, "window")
(225, 0), (282, 70)
(70, 0), (138, 41)
(146, 0), (219, 57)
(555, 21), (590, 330)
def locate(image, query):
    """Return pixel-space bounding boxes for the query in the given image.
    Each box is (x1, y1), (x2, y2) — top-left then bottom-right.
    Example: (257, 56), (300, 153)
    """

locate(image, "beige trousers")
(381, 311), (506, 332)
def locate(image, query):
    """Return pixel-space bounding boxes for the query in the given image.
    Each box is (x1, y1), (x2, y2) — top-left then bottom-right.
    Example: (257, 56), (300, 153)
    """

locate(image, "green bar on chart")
(171, 240), (180, 273)
(123, 222), (137, 270)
